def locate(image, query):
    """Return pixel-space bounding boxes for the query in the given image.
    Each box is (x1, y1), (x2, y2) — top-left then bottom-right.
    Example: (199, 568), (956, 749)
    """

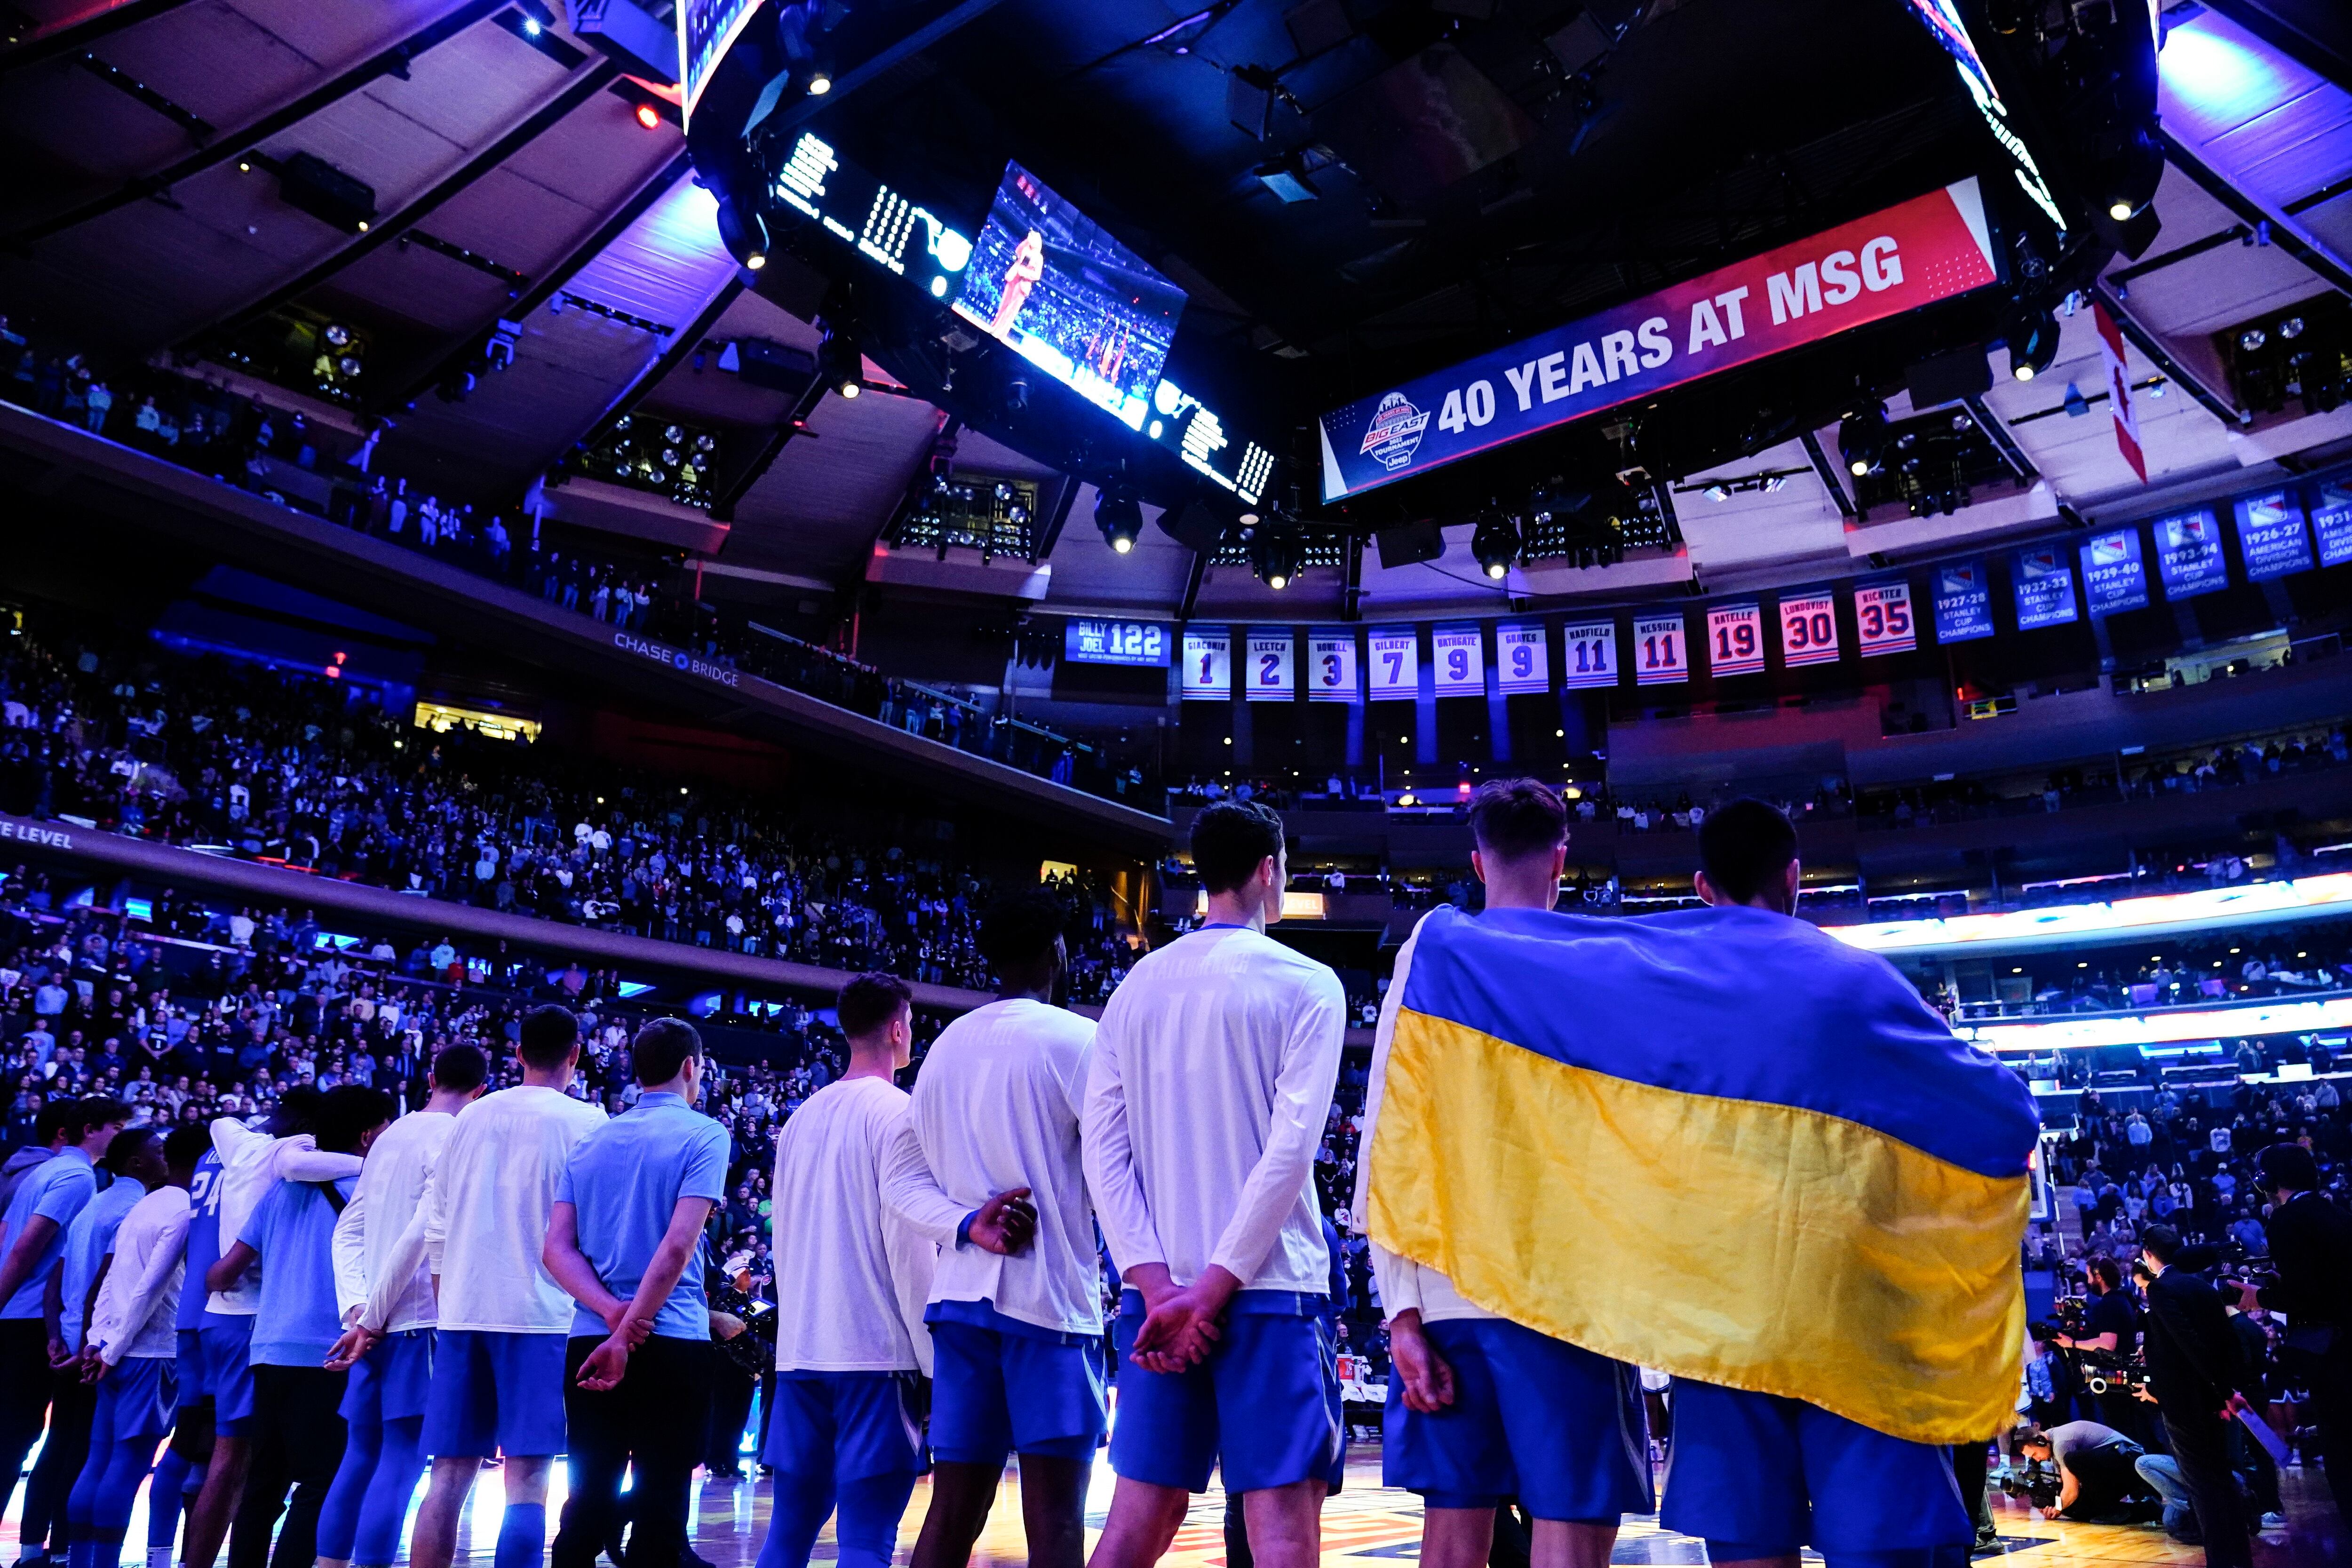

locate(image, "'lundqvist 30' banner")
(1317, 179), (1999, 502)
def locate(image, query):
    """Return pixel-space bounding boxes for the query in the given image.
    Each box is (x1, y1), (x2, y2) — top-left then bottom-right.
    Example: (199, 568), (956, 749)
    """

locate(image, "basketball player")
(1083, 800), (1347, 1568)
(881, 890), (1095, 1568)
(395, 1008), (604, 1568)
(317, 1045), (488, 1568)
(757, 973), (939, 1568)
(1359, 781), (1651, 1568)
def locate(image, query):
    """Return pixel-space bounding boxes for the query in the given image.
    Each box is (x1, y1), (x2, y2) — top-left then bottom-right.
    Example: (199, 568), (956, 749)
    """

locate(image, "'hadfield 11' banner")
(1316, 178), (1998, 501)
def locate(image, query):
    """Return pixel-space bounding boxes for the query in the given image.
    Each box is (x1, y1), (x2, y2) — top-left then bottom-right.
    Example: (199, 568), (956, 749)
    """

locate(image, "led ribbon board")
(1316, 178), (1998, 501)
(769, 131), (974, 298)
(1827, 871), (2352, 955)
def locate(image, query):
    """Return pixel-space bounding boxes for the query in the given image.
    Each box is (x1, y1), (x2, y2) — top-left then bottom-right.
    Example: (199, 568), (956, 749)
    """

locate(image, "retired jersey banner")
(2081, 529), (2149, 614)
(1932, 559), (1994, 644)
(1179, 628), (1230, 700)
(1634, 613), (1689, 685)
(1561, 621), (1619, 689)
(2154, 508), (2228, 600)
(2233, 491), (2313, 582)
(1306, 631), (1359, 703)
(1431, 626), (1485, 695)
(1706, 603), (1766, 676)
(1496, 622), (1549, 693)
(1367, 627), (1418, 700)
(2316, 481), (2352, 569)
(2011, 545), (2078, 630)
(1316, 178), (1997, 501)
(1777, 591), (1840, 667)
(1244, 629), (1295, 700)
(1853, 579), (1915, 656)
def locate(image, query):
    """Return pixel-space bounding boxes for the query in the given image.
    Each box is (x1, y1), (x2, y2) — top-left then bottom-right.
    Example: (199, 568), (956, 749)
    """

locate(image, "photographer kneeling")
(2013, 1422), (2159, 1524)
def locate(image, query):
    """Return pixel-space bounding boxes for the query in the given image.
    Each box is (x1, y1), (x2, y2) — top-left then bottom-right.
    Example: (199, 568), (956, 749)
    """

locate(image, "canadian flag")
(2095, 301), (2147, 483)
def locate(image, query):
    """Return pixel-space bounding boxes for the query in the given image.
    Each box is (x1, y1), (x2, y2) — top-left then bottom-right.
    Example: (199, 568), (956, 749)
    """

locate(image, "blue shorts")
(342, 1329), (435, 1426)
(928, 1312), (1106, 1465)
(763, 1373), (926, 1483)
(175, 1328), (207, 1411)
(1659, 1381), (1972, 1556)
(98, 1356), (179, 1441)
(198, 1317), (257, 1437)
(1108, 1289), (1341, 1495)
(423, 1330), (567, 1458)
(1383, 1317), (1652, 1521)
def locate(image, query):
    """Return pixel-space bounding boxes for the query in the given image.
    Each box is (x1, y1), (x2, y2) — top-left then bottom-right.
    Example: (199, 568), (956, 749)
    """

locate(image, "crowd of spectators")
(1916, 920), (2352, 1021)
(0, 612), (1139, 999)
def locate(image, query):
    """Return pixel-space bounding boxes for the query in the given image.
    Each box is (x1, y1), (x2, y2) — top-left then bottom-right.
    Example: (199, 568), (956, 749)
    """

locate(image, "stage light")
(1471, 509), (1519, 579)
(2280, 316), (2304, 339)
(523, 16), (540, 34)
(715, 198), (769, 272)
(818, 320), (863, 399)
(1095, 486), (1143, 554)
(635, 102), (661, 130)
(2240, 326), (2266, 351)
(1253, 522), (1303, 590)
(807, 68), (833, 95)
(2005, 305), (2059, 382)
(1838, 403), (1889, 477)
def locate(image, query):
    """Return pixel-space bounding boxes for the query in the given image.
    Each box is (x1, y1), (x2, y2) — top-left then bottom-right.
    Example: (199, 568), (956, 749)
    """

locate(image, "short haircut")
(33, 1100), (78, 1145)
(2257, 1142), (2320, 1194)
(1468, 778), (1568, 862)
(270, 1085), (323, 1138)
(980, 889), (1066, 972)
(1697, 797), (1797, 905)
(76, 1097), (132, 1136)
(2087, 1256), (2123, 1290)
(163, 1124), (212, 1175)
(316, 1085), (395, 1154)
(430, 1044), (488, 1094)
(518, 1004), (580, 1070)
(2140, 1224), (2182, 1265)
(102, 1127), (159, 1176)
(1190, 799), (1285, 894)
(838, 972), (914, 1040)
(632, 1018), (704, 1086)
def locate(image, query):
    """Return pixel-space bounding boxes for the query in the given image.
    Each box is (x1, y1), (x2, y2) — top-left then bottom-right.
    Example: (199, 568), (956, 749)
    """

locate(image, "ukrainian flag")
(1362, 904), (2041, 1446)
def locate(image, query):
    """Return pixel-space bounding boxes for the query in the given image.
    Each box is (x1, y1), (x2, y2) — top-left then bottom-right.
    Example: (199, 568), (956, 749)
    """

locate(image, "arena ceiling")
(2, 0), (2350, 629)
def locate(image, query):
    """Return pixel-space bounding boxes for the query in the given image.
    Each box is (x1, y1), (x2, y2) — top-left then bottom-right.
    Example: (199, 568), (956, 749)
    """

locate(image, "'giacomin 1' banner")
(1318, 178), (1999, 501)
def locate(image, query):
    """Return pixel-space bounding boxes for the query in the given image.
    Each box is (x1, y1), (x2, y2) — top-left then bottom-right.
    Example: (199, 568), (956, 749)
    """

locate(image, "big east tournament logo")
(1359, 392), (1429, 472)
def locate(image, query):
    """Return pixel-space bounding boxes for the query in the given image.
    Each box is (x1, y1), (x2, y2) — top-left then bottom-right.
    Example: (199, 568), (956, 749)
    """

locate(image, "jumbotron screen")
(952, 161), (1187, 431)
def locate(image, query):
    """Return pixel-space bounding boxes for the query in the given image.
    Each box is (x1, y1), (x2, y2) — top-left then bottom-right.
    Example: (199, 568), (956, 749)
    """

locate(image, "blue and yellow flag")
(1363, 904), (2041, 1446)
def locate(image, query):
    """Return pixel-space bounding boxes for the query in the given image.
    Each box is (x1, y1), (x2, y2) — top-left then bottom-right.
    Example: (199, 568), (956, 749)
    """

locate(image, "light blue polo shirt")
(241, 1175), (358, 1367)
(58, 1175), (144, 1352)
(555, 1090), (729, 1341)
(0, 1147), (97, 1320)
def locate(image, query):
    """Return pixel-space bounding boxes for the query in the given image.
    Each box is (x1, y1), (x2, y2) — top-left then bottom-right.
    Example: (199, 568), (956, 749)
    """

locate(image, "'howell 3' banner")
(1317, 178), (1999, 501)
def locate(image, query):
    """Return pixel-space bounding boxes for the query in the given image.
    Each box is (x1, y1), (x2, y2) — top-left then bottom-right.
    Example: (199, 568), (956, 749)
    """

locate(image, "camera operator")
(2139, 1225), (2251, 1568)
(2012, 1421), (2157, 1524)
(2233, 1142), (2350, 1506)
(2052, 1258), (2146, 1439)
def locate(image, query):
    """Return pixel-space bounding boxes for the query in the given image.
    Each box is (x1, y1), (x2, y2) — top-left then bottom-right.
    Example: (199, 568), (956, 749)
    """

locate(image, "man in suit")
(2234, 1143), (2350, 1507)
(2138, 1226), (2247, 1568)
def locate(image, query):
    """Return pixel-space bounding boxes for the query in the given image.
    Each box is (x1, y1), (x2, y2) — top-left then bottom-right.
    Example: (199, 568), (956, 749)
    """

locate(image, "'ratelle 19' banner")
(1317, 178), (1997, 501)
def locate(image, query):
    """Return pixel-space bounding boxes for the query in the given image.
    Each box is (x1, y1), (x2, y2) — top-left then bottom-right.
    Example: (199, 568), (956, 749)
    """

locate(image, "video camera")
(1998, 1459), (2061, 1511)
(2078, 1351), (2151, 1399)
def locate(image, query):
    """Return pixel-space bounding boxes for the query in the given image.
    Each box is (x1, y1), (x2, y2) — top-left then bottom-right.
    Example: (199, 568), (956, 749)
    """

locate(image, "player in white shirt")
(1083, 800), (1347, 1568)
(314, 1046), (489, 1568)
(395, 1009), (604, 1568)
(1359, 782), (1650, 1568)
(755, 974), (941, 1568)
(882, 890), (1096, 1568)
(182, 1090), (364, 1568)
(66, 1126), (205, 1568)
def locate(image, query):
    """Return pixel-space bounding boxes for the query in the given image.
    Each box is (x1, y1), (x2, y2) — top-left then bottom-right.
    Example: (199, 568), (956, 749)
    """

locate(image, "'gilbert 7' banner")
(1318, 177), (2000, 502)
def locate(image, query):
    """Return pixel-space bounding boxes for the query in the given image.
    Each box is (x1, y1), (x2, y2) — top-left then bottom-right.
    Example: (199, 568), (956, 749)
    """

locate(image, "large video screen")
(679, 0), (764, 126)
(952, 161), (1187, 431)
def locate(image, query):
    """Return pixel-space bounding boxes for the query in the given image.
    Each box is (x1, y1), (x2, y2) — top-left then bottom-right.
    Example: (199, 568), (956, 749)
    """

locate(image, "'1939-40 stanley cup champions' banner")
(1317, 179), (2000, 502)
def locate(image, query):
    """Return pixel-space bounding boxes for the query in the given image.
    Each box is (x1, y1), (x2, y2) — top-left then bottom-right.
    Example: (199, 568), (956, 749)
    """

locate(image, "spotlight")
(523, 16), (540, 34)
(1095, 486), (1143, 554)
(1838, 403), (1889, 477)
(2241, 327), (2266, 352)
(635, 102), (661, 130)
(818, 319), (863, 398)
(1471, 509), (1519, 579)
(2280, 316), (2305, 340)
(715, 197), (769, 272)
(2005, 304), (2059, 382)
(1253, 521), (1303, 590)
(806, 68), (833, 95)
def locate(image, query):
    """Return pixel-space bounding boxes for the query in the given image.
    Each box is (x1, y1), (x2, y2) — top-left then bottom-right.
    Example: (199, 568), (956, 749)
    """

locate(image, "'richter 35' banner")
(1317, 179), (1998, 502)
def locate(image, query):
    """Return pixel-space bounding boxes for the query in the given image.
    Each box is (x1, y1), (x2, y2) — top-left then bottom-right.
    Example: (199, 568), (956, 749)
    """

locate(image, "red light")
(333, 651), (346, 664)
(323, 666), (340, 679)
(635, 103), (660, 130)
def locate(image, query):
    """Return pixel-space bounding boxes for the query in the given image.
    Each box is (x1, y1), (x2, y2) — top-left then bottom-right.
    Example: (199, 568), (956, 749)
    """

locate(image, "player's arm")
(1079, 996), (1167, 1290)
(573, 1196), (715, 1393)
(79, 1250), (113, 1352)
(878, 1110), (1033, 1254)
(92, 1207), (189, 1378)
(330, 1178), (368, 1326)
(0, 1215), (58, 1309)
(41, 1255), (67, 1365)
(1202, 972), (1349, 1299)
(207, 1239), (258, 1297)
(541, 1200), (628, 1334)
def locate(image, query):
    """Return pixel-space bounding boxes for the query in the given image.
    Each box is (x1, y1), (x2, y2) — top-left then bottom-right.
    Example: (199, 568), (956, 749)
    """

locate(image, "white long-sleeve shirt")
(1353, 915), (1494, 1324)
(1083, 925), (1346, 1294)
(208, 1118), (364, 1316)
(771, 1076), (936, 1375)
(881, 998), (1099, 1337)
(420, 1086), (605, 1334)
(334, 1109), (455, 1334)
(87, 1184), (190, 1364)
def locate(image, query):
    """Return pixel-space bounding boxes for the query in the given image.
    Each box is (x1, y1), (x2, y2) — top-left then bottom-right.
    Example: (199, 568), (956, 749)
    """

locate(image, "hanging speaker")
(1375, 519), (1445, 569)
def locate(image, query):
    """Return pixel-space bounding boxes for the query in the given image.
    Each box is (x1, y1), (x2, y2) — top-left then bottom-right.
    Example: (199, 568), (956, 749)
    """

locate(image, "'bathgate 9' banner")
(1317, 178), (1998, 501)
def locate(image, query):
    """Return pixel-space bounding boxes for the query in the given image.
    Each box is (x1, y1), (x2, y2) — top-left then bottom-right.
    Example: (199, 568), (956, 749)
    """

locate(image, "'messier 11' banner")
(1317, 178), (1997, 501)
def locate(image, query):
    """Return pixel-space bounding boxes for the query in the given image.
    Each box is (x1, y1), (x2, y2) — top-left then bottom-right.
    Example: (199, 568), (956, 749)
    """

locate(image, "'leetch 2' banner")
(1318, 178), (1999, 502)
